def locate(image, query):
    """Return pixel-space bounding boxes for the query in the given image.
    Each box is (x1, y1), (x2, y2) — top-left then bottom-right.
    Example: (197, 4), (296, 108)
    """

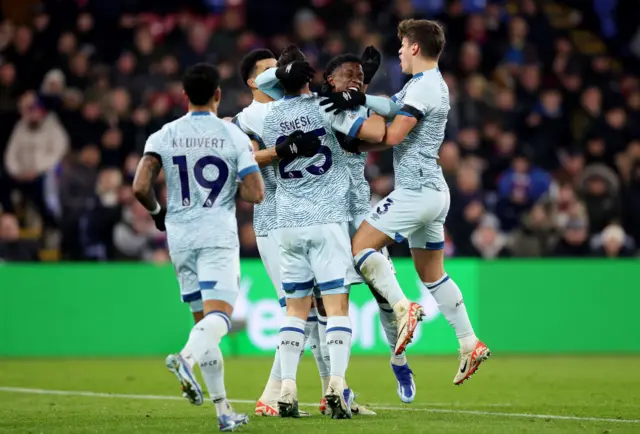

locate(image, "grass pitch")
(1, 356), (639, 433)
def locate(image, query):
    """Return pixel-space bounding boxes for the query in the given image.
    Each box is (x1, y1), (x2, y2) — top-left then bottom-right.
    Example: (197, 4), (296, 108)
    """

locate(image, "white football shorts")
(170, 247), (240, 312)
(275, 222), (354, 299)
(365, 186), (450, 249)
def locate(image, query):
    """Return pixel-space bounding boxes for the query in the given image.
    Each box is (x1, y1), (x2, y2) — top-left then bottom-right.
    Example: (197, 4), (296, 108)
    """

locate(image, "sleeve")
(400, 80), (440, 118)
(143, 129), (164, 161)
(255, 68), (285, 100)
(233, 109), (264, 144)
(321, 105), (367, 138)
(228, 125), (259, 180)
(365, 95), (401, 118)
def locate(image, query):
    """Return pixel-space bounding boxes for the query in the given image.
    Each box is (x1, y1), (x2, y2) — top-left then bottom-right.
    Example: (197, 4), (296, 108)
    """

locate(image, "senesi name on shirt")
(279, 115), (312, 134)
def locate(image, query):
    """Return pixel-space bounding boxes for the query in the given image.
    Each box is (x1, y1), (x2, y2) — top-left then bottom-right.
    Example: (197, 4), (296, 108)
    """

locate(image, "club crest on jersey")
(183, 198), (190, 206)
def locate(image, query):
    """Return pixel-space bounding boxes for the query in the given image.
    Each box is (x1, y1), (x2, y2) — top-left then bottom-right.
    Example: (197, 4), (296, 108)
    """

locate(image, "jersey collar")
(190, 111), (212, 116)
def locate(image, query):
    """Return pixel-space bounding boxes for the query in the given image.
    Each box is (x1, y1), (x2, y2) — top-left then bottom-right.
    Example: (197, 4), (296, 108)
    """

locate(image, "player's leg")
(165, 250), (205, 406)
(276, 227), (315, 418)
(311, 222), (355, 419)
(189, 247), (249, 431)
(351, 215), (404, 407)
(352, 189), (426, 355)
(409, 190), (490, 385)
(255, 233), (284, 416)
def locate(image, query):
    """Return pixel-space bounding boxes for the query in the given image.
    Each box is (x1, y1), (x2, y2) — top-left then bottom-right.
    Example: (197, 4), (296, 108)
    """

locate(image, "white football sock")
(279, 316), (307, 381)
(355, 249), (408, 308)
(424, 274), (477, 352)
(188, 312), (231, 417)
(326, 316), (352, 381)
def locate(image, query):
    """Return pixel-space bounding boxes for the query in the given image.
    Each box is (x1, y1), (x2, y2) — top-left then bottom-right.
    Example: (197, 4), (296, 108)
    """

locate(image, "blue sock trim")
(326, 326), (352, 335)
(355, 249), (376, 271)
(379, 305), (393, 313)
(182, 290), (202, 303)
(425, 275), (450, 290)
(206, 310), (231, 331)
(307, 316), (318, 322)
(278, 297), (286, 307)
(318, 319), (327, 326)
(280, 326), (305, 335)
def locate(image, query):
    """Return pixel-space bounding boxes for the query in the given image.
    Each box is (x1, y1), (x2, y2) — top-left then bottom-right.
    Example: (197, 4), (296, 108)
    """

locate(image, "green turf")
(1, 356), (639, 433)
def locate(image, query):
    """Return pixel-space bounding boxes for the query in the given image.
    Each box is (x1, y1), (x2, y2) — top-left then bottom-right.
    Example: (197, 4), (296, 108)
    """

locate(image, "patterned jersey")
(338, 106), (373, 218)
(259, 94), (365, 228)
(233, 100), (276, 236)
(144, 112), (259, 253)
(391, 68), (450, 191)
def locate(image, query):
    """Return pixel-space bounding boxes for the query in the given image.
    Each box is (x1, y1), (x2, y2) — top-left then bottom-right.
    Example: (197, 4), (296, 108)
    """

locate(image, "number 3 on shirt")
(278, 127), (332, 179)
(172, 155), (229, 207)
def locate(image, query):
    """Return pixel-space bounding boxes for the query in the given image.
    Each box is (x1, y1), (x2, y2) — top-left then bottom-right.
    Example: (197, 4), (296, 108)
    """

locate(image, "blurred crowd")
(1, 0), (640, 262)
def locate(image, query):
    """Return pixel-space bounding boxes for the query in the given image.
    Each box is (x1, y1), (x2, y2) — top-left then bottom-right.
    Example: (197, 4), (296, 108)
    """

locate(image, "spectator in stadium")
(112, 199), (166, 261)
(496, 152), (552, 231)
(577, 164), (622, 235)
(551, 217), (592, 257)
(78, 168), (125, 261)
(58, 144), (100, 259)
(509, 201), (559, 257)
(591, 223), (636, 258)
(0, 213), (39, 261)
(469, 214), (512, 259)
(2, 91), (69, 227)
(448, 163), (485, 256)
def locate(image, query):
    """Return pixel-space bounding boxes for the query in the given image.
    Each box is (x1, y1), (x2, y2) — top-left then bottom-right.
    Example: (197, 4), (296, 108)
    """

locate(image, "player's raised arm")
(322, 105), (385, 144)
(133, 131), (166, 231)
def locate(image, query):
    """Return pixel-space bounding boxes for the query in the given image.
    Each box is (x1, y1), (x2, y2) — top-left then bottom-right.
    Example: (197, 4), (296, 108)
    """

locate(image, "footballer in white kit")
(132, 63), (264, 432)
(324, 20), (491, 385)
(231, 49), (323, 418)
(319, 51), (417, 404)
(258, 45), (385, 420)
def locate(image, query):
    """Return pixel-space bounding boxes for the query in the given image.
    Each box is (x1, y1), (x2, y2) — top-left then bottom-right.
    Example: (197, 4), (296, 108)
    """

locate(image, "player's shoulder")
(408, 69), (444, 94)
(147, 116), (184, 144)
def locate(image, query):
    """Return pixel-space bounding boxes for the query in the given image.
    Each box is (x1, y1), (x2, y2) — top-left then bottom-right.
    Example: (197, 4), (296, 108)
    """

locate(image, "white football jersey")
(144, 111), (259, 253)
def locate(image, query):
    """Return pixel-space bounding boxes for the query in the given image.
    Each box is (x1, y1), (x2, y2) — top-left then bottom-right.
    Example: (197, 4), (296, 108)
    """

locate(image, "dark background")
(1, 0), (639, 263)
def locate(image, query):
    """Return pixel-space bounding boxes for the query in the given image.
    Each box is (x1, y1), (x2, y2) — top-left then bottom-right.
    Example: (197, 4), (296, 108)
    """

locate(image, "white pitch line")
(0, 387), (638, 424)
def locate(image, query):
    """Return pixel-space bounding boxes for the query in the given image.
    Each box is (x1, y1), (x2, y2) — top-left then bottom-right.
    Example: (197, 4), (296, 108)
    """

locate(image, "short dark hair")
(277, 45), (308, 93)
(239, 49), (275, 87)
(182, 63), (220, 106)
(277, 44), (307, 67)
(398, 19), (445, 59)
(323, 53), (361, 82)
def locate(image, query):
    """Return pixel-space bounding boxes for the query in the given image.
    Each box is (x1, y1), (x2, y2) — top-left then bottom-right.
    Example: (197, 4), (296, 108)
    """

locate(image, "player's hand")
(336, 131), (362, 154)
(318, 90), (366, 113)
(151, 207), (167, 232)
(361, 45), (381, 85)
(276, 60), (315, 87)
(275, 130), (320, 159)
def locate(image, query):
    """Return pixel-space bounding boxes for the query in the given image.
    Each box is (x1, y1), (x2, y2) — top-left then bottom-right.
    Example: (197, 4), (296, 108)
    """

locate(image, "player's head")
(397, 19), (445, 74)
(240, 49), (276, 91)
(182, 63), (221, 109)
(323, 54), (364, 94)
(277, 44), (309, 94)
